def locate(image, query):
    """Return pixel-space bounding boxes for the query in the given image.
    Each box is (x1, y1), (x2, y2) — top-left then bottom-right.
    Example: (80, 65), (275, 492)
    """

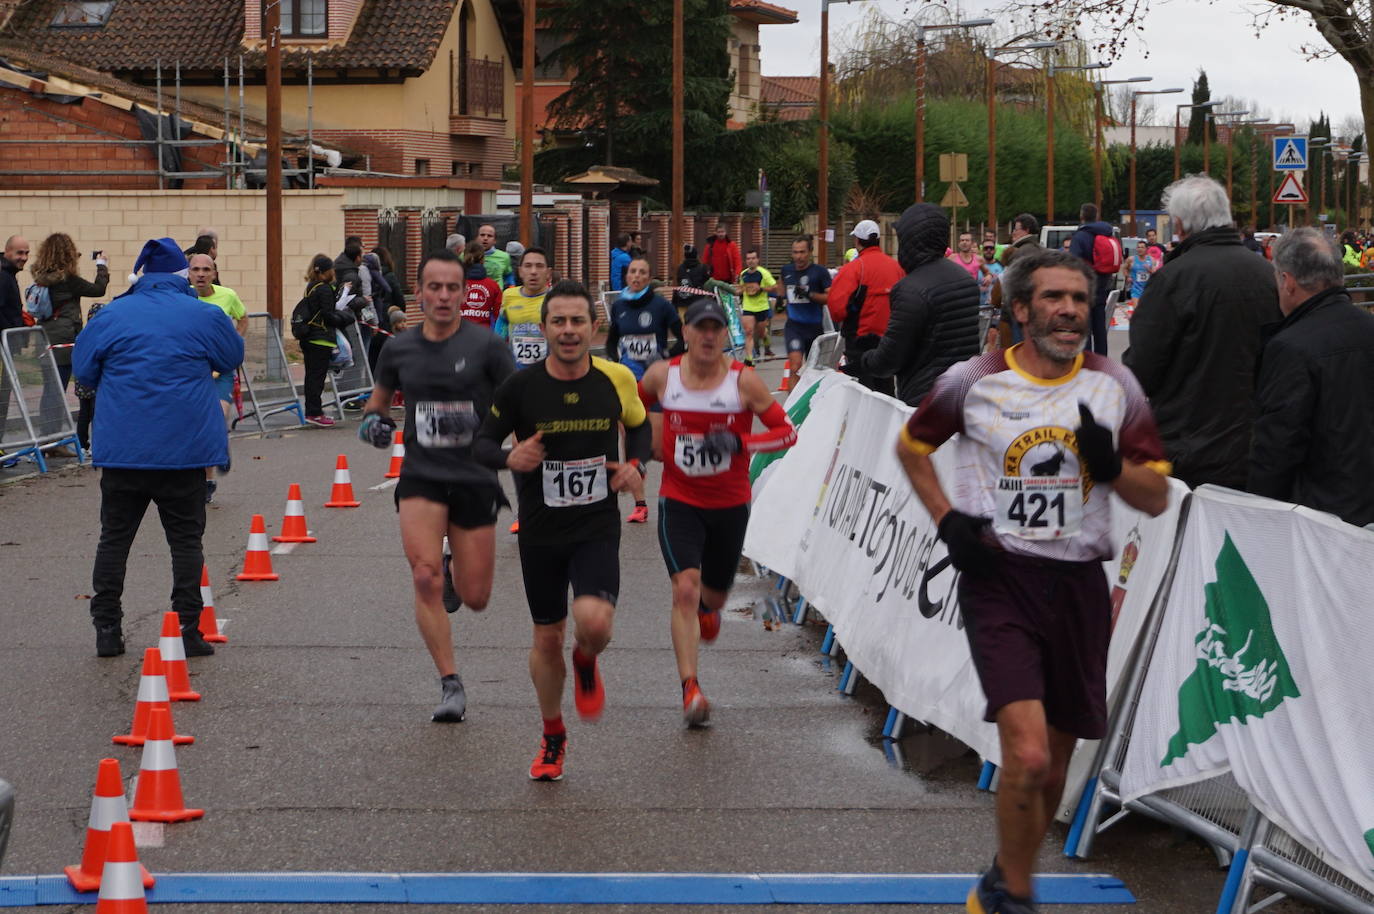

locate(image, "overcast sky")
(758, 0), (1364, 136)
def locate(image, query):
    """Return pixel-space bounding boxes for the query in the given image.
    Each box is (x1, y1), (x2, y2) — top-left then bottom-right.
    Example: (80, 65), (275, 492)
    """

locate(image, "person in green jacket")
(477, 224), (512, 288)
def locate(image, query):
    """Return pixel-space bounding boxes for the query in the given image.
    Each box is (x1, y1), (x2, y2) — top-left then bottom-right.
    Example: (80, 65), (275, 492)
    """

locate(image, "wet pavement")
(0, 346), (1318, 912)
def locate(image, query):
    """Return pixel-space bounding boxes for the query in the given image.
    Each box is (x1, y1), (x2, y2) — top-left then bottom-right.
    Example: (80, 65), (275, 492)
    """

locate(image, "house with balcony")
(0, 0), (521, 212)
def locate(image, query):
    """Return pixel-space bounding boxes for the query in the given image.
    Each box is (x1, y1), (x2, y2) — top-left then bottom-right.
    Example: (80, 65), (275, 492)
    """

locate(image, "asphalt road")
(0, 343), (1317, 912)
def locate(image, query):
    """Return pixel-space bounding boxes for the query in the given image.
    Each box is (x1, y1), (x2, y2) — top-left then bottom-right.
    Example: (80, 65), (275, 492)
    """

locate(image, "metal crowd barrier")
(1227, 814), (1374, 913)
(324, 320), (374, 417)
(0, 778), (12, 869)
(804, 331), (844, 371)
(0, 327), (83, 471)
(236, 313), (304, 431)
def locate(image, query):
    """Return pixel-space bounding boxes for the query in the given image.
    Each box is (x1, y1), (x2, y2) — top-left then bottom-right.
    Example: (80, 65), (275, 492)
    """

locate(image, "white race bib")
(620, 333), (656, 361)
(513, 334), (547, 365)
(673, 434), (729, 477)
(414, 400), (477, 448)
(542, 455), (608, 507)
(993, 476), (1083, 541)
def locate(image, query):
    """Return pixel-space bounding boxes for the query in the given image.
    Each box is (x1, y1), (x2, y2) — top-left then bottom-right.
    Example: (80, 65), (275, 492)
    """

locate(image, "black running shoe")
(432, 673), (467, 722)
(966, 860), (1038, 913)
(95, 624), (125, 658)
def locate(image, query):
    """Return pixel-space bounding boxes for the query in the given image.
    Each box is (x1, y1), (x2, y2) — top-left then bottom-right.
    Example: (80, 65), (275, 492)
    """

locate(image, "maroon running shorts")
(957, 550), (1111, 739)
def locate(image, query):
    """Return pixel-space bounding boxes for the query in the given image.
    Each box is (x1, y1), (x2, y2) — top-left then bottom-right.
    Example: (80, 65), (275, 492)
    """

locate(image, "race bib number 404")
(415, 400), (477, 448)
(542, 455), (609, 507)
(993, 476), (1083, 540)
(620, 333), (657, 361)
(513, 334), (548, 365)
(674, 434), (729, 477)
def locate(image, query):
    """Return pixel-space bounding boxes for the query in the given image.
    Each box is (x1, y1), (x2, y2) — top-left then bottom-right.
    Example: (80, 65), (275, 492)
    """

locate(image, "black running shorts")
(518, 536), (620, 625)
(958, 550), (1111, 740)
(656, 497), (750, 593)
(395, 477), (508, 530)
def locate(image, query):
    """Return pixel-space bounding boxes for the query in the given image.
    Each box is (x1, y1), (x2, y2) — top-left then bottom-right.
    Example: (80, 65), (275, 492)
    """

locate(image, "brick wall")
(0, 190), (345, 318)
(312, 128), (511, 179)
(643, 211), (671, 280)
(0, 91), (225, 190)
(585, 200), (608, 290)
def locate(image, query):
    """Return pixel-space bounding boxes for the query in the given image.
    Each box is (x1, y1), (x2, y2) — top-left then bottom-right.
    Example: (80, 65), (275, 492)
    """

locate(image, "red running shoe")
(682, 677), (710, 727)
(573, 654), (605, 720)
(529, 733), (567, 781)
(626, 504), (649, 524)
(698, 605), (721, 643)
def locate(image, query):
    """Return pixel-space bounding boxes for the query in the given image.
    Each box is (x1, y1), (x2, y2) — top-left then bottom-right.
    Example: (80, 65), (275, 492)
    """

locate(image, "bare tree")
(1008, 0), (1374, 158)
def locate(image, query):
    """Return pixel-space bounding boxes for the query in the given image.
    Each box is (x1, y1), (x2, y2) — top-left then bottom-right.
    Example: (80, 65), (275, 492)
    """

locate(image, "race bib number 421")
(993, 476), (1083, 540)
(542, 455), (608, 507)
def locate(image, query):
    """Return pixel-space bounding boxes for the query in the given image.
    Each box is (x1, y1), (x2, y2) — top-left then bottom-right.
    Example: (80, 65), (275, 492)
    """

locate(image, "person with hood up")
(857, 203), (981, 406)
(672, 244), (712, 318)
(1068, 203), (1119, 355)
(72, 238), (244, 660)
(703, 222), (742, 284)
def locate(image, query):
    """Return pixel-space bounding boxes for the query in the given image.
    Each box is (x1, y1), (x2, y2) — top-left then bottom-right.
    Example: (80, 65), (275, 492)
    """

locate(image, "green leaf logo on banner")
(748, 379), (822, 484)
(1365, 828), (1374, 861)
(1161, 533), (1302, 767)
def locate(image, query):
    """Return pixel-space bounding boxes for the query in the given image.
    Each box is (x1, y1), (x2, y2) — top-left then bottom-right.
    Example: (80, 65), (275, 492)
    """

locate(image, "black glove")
(937, 510), (996, 576)
(838, 354), (861, 377)
(702, 428), (742, 457)
(1075, 402), (1122, 483)
(359, 412), (397, 449)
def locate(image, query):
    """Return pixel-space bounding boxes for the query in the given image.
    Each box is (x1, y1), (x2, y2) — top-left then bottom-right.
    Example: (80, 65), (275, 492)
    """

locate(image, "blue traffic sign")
(1273, 136), (1308, 170)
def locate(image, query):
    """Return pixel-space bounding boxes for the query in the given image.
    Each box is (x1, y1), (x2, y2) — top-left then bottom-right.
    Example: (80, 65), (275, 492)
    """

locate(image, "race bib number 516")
(993, 476), (1082, 541)
(542, 455), (608, 507)
(674, 434), (728, 477)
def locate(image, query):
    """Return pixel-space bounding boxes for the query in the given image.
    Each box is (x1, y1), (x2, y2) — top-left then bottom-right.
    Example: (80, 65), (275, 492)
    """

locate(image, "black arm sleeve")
(623, 416), (652, 465)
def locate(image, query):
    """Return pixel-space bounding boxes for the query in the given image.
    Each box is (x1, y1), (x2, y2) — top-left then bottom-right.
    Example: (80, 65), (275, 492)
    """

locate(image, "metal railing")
(235, 313), (304, 431)
(323, 321), (375, 416)
(0, 327), (83, 471)
(461, 57), (505, 118)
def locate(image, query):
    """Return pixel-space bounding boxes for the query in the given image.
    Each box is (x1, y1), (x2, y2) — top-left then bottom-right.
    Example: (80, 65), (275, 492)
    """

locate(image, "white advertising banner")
(744, 372), (1186, 773)
(1120, 486), (1374, 893)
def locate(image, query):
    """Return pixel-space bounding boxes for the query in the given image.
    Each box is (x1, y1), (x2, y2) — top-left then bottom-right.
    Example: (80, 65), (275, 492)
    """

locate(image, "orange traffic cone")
(65, 759), (154, 892)
(775, 363), (793, 393)
(128, 708), (204, 823)
(384, 431), (404, 478)
(158, 612), (200, 702)
(324, 455), (361, 507)
(93, 822), (148, 913)
(235, 514), (279, 581)
(271, 484), (316, 543)
(113, 649), (192, 747)
(198, 565), (226, 644)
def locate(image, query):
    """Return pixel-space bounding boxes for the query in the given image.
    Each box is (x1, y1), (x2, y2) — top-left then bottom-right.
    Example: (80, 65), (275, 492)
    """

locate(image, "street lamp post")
(1174, 99), (1220, 181)
(1130, 87), (1183, 234)
(1046, 60), (1106, 223)
(1311, 139), (1331, 224)
(1207, 110), (1250, 201)
(1094, 76), (1151, 214)
(987, 41), (1058, 238)
(914, 17), (992, 203)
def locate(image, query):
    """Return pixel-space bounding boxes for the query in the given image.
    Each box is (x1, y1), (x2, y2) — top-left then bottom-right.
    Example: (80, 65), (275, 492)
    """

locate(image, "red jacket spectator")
(462, 267), (501, 327)
(703, 232), (741, 283)
(827, 243), (903, 338)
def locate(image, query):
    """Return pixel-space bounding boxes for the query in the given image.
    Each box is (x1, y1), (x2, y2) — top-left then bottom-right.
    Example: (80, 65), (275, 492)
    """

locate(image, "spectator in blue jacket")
(73, 237), (244, 660)
(1069, 202), (1117, 355)
(609, 234), (632, 292)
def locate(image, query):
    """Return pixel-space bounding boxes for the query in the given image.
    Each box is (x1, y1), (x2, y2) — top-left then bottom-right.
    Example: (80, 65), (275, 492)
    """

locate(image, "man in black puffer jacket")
(858, 203), (980, 406)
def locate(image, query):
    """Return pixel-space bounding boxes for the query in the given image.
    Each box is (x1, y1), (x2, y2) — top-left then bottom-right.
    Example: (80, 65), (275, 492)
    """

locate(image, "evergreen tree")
(1185, 71), (1215, 145)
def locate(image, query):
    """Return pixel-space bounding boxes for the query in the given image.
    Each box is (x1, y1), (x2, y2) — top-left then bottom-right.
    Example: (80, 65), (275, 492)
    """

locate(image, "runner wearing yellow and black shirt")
(474, 280), (651, 782)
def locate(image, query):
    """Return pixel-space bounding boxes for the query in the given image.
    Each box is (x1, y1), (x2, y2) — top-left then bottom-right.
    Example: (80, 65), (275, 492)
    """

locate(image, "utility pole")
(817, 1), (829, 266)
(265, 0), (282, 320)
(520, 0), (535, 244)
(670, 0), (683, 274)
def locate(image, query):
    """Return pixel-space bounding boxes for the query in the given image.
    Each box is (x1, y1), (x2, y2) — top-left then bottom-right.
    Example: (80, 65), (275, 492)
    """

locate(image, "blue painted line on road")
(0, 872), (1135, 905)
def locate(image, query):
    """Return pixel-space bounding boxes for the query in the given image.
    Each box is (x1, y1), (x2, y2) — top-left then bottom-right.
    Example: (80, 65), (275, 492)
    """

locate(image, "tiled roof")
(761, 76), (818, 106)
(0, 0), (459, 73)
(729, 0), (798, 25)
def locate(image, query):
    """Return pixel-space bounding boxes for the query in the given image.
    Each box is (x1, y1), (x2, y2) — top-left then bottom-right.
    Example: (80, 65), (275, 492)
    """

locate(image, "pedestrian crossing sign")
(1272, 172), (1308, 204)
(1273, 136), (1308, 170)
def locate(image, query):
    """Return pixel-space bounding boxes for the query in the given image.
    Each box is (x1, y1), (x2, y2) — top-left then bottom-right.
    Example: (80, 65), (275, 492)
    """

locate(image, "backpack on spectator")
(24, 284), (52, 322)
(289, 284), (329, 341)
(1092, 235), (1123, 274)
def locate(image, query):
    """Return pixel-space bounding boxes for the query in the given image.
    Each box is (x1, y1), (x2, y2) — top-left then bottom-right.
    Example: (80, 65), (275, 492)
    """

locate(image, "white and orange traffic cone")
(235, 514), (279, 581)
(128, 707), (204, 824)
(271, 484), (316, 543)
(113, 649), (192, 747)
(324, 455), (361, 507)
(65, 759), (154, 893)
(384, 431), (404, 479)
(157, 612), (200, 702)
(775, 363), (793, 393)
(93, 822), (148, 913)
(197, 565), (227, 644)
